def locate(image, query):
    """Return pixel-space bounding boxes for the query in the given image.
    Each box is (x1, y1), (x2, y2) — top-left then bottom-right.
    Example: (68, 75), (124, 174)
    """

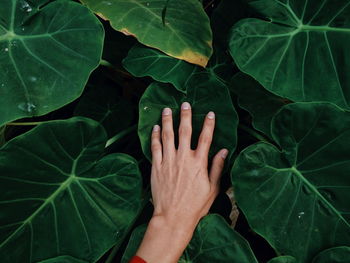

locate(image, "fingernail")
(162, 108), (172, 115)
(207, 111), (215, 119)
(181, 102), (191, 110)
(221, 149), (228, 159)
(153, 125), (160, 132)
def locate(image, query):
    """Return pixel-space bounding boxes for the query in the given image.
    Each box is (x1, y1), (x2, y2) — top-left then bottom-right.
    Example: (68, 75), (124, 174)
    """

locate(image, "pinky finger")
(151, 125), (162, 165)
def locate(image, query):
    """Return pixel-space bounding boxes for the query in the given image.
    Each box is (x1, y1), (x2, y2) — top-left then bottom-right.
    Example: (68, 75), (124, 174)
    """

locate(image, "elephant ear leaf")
(80, 0), (213, 67)
(121, 214), (258, 263)
(0, 117), (142, 263)
(229, 0), (350, 109)
(0, 0), (104, 126)
(232, 102), (350, 263)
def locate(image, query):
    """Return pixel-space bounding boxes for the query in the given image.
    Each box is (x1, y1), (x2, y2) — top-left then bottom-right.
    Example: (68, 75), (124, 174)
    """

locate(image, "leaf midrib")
(0, 149), (85, 250)
(266, 165), (350, 229)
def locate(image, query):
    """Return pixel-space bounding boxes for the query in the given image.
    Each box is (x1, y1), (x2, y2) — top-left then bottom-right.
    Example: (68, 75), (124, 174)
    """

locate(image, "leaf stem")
(238, 124), (268, 142)
(6, 121), (48, 126)
(105, 124), (137, 148)
(100, 59), (133, 77)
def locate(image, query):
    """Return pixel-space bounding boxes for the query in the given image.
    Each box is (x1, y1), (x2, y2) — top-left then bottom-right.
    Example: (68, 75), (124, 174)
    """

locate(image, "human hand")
(150, 102), (228, 229)
(135, 102), (228, 263)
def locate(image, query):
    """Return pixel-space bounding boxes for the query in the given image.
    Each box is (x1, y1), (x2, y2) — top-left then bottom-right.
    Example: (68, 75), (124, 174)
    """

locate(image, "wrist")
(135, 215), (198, 263)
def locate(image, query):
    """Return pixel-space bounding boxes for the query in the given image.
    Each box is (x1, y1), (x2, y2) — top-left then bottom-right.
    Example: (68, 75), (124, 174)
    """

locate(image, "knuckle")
(162, 129), (174, 141)
(151, 143), (161, 152)
(199, 134), (211, 144)
(178, 126), (192, 137)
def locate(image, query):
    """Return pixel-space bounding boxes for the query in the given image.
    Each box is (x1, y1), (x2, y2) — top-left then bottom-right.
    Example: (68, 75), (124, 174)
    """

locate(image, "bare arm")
(135, 102), (228, 263)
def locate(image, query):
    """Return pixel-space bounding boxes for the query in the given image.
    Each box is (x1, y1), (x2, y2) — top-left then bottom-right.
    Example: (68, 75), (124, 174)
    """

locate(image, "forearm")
(135, 216), (198, 263)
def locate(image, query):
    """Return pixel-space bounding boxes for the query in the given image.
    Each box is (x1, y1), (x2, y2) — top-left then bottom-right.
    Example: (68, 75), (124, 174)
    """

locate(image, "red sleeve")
(129, 256), (147, 263)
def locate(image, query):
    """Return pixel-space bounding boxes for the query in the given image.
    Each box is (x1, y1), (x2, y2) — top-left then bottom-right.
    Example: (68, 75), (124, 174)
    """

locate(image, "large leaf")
(0, 117), (142, 262)
(231, 72), (289, 138)
(121, 214), (258, 263)
(80, 0), (212, 67)
(0, 0), (104, 125)
(123, 45), (234, 93)
(123, 44), (199, 93)
(232, 102), (350, 262)
(229, 0), (350, 109)
(312, 246), (350, 263)
(138, 73), (238, 161)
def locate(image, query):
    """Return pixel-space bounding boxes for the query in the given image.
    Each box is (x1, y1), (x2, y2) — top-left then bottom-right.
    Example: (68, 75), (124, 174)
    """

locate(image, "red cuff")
(129, 256), (147, 263)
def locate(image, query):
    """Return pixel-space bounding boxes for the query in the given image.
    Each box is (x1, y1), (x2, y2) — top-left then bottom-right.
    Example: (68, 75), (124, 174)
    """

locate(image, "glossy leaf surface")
(312, 246), (350, 263)
(0, 0), (104, 125)
(232, 102), (350, 262)
(80, 0), (212, 67)
(229, 0), (350, 109)
(0, 118), (142, 262)
(121, 214), (258, 263)
(138, 73), (238, 161)
(123, 45), (234, 93)
(123, 45), (199, 93)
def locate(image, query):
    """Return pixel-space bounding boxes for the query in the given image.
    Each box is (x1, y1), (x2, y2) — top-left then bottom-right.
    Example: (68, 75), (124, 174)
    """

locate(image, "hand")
(135, 102), (228, 263)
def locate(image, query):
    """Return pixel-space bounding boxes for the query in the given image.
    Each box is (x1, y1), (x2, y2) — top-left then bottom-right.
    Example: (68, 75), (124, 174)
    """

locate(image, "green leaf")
(38, 255), (88, 263)
(312, 246), (350, 263)
(229, 0), (350, 109)
(123, 45), (234, 93)
(74, 85), (134, 138)
(0, 117), (142, 262)
(80, 0), (212, 67)
(0, 126), (5, 147)
(123, 44), (199, 93)
(121, 214), (258, 263)
(268, 256), (297, 263)
(0, 0), (104, 125)
(138, 73), (238, 161)
(231, 72), (289, 138)
(232, 102), (350, 262)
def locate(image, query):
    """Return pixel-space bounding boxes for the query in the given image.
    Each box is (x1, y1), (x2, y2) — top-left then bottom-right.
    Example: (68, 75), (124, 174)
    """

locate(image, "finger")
(209, 148), (228, 186)
(162, 107), (175, 156)
(178, 102), (192, 151)
(196, 111), (215, 157)
(151, 125), (162, 165)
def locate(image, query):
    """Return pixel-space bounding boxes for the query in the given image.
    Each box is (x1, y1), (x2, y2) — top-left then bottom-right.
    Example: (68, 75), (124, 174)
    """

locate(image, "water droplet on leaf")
(20, 0), (32, 12)
(18, 102), (36, 113)
(29, 76), (37, 82)
(298, 211), (305, 219)
(4, 48), (8, 52)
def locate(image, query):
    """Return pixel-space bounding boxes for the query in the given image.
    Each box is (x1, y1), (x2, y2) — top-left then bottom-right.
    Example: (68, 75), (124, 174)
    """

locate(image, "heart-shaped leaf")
(0, 117), (142, 262)
(123, 45), (234, 93)
(80, 0), (212, 67)
(312, 246), (350, 263)
(123, 44), (199, 93)
(0, 0), (104, 125)
(138, 73), (238, 161)
(121, 214), (258, 263)
(232, 102), (350, 262)
(229, 0), (350, 109)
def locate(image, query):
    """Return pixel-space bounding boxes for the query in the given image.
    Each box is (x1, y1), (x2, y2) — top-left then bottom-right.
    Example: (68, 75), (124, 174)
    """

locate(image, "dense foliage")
(0, 0), (349, 262)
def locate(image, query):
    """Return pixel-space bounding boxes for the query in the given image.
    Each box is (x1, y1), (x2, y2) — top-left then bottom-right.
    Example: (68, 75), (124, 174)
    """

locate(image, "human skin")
(135, 102), (228, 263)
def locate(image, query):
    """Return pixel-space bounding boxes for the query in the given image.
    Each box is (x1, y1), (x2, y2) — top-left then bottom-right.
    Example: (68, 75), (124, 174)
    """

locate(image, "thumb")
(209, 148), (228, 186)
